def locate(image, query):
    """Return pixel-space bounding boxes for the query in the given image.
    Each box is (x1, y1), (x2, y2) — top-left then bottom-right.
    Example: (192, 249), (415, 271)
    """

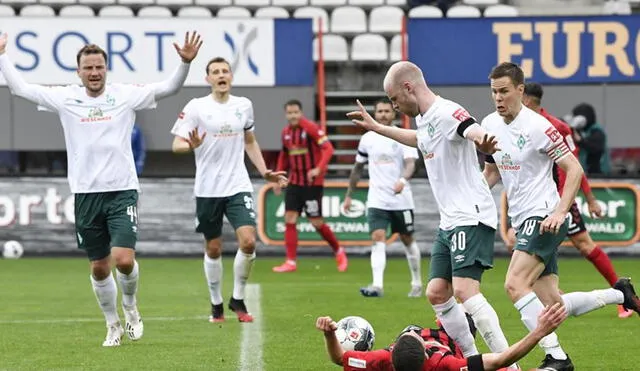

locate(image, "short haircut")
(206, 57), (231, 74)
(374, 98), (393, 110)
(284, 99), (302, 110)
(524, 82), (543, 101)
(489, 62), (525, 87)
(76, 44), (107, 66)
(391, 335), (425, 371)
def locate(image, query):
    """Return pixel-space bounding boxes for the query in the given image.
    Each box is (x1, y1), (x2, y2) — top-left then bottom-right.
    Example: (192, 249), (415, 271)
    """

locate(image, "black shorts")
(285, 185), (323, 218)
(567, 201), (587, 236)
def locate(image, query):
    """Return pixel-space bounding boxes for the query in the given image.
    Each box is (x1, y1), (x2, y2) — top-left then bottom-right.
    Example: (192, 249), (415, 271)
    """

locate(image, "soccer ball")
(3, 240), (24, 259)
(335, 316), (375, 352)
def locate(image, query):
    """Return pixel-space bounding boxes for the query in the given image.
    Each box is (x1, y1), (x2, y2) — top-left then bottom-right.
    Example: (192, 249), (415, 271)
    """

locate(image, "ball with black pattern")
(335, 316), (375, 352)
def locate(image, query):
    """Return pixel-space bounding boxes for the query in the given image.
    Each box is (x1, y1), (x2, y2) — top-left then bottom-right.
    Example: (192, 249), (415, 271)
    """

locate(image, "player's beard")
(86, 80), (105, 95)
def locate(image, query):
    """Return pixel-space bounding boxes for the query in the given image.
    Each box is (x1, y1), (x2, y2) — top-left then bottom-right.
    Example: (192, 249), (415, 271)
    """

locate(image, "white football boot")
(123, 305), (144, 341)
(102, 323), (124, 347)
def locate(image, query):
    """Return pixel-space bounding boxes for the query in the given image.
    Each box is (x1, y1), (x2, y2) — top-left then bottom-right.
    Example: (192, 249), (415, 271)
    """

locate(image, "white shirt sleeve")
(0, 54), (64, 112)
(244, 100), (255, 132)
(444, 103), (475, 141)
(355, 135), (368, 163)
(170, 99), (198, 139)
(123, 84), (157, 111)
(532, 121), (571, 163)
(402, 144), (419, 160)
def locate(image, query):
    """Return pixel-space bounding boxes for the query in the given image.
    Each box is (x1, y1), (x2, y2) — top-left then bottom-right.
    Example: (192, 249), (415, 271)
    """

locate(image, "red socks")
(316, 223), (340, 252)
(285, 223), (298, 261)
(586, 246), (619, 287)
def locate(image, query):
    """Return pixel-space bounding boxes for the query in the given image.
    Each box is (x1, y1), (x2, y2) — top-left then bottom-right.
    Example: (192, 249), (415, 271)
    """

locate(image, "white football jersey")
(171, 95), (254, 198)
(481, 106), (570, 228)
(416, 97), (497, 231)
(34, 84), (157, 193)
(356, 131), (418, 210)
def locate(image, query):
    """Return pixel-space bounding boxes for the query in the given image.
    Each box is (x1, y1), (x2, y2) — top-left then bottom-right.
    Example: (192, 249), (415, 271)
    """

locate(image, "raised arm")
(316, 316), (345, 366)
(147, 32), (202, 100)
(347, 100), (417, 147)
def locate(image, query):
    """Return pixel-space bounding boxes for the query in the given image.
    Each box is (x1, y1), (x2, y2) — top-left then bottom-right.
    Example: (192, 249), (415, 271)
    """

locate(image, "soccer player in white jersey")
(343, 98), (423, 298)
(481, 62), (640, 371)
(0, 32), (202, 346)
(347, 61), (520, 371)
(171, 57), (288, 323)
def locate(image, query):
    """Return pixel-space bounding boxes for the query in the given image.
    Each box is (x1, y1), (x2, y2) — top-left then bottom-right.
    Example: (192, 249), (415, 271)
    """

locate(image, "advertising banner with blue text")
(0, 18), (313, 87)
(408, 16), (640, 85)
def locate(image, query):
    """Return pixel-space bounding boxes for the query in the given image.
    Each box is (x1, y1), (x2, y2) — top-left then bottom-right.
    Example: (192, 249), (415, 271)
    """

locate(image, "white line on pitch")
(0, 315), (212, 324)
(239, 284), (263, 371)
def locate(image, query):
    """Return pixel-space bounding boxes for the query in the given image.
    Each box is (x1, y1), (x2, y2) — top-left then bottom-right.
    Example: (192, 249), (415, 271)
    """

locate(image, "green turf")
(0, 256), (638, 370)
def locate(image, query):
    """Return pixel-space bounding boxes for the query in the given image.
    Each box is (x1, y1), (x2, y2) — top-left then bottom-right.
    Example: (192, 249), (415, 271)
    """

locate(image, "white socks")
(515, 292), (567, 360)
(562, 288), (624, 316)
(463, 294), (510, 352)
(91, 273), (120, 326)
(204, 254), (224, 305)
(371, 242), (386, 288)
(116, 260), (139, 308)
(233, 250), (256, 300)
(433, 297), (479, 357)
(404, 241), (422, 287)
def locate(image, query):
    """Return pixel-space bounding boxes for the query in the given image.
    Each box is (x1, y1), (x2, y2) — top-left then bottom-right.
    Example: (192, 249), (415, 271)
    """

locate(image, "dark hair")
(391, 335), (425, 371)
(206, 57), (231, 74)
(76, 44), (108, 66)
(489, 62), (525, 87)
(572, 103), (596, 126)
(524, 82), (543, 101)
(374, 98), (393, 110)
(284, 99), (302, 110)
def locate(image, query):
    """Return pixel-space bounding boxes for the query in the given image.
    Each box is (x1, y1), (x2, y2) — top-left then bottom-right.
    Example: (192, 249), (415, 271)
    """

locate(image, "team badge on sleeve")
(452, 108), (471, 122)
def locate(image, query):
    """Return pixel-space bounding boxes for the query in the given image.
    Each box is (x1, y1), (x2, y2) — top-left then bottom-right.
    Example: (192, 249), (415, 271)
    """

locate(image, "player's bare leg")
(229, 226), (256, 323)
(568, 232), (632, 318)
(273, 210), (300, 273)
(113, 247), (143, 341)
(399, 234), (422, 297)
(205, 237), (225, 323)
(505, 251), (573, 371)
(310, 217), (348, 272)
(360, 229), (386, 297)
(90, 256), (124, 347)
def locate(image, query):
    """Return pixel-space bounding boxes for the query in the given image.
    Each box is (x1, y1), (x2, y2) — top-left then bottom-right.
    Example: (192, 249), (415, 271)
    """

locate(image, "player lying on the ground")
(317, 303), (567, 371)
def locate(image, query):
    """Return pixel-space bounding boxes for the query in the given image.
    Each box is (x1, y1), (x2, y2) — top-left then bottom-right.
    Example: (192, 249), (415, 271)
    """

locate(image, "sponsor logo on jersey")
(545, 127), (562, 142)
(452, 108), (471, 122)
(347, 358), (367, 369)
(497, 153), (521, 171)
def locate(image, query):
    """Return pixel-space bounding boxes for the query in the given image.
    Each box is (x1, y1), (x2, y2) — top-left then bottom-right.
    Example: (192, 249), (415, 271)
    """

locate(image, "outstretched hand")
(264, 170), (288, 188)
(346, 100), (379, 131)
(316, 316), (338, 334)
(173, 31), (203, 63)
(536, 303), (568, 336)
(474, 133), (501, 155)
(186, 127), (206, 149)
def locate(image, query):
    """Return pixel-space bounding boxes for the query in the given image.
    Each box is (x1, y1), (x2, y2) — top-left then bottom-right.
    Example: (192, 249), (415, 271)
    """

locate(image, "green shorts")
(196, 192), (256, 240)
(514, 216), (568, 276)
(74, 190), (139, 261)
(367, 208), (415, 236)
(428, 223), (496, 282)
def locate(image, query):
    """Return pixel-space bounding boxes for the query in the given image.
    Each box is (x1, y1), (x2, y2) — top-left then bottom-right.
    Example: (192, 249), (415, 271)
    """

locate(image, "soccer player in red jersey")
(272, 99), (348, 273)
(316, 303), (569, 371)
(503, 82), (633, 318)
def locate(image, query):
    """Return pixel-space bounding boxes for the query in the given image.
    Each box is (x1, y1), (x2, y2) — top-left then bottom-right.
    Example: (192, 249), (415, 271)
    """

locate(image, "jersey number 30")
(450, 231), (466, 252)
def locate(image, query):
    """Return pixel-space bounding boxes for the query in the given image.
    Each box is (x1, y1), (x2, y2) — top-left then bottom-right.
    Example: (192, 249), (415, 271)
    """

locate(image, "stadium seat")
(19, 4), (55, 16)
(446, 4), (482, 17)
(138, 6), (172, 17)
(348, 0), (384, 7)
(483, 4), (519, 17)
(176, 6), (212, 17)
(603, 0), (632, 14)
(385, 0), (406, 6)
(59, 5), (96, 16)
(293, 7), (329, 33)
(368, 6), (404, 34)
(389, 34), (403, 61)
(408, 5), (443, 18)
(313, 34), (348, 61)
(272, 0), (307, 7)
(351, 34), (388, 62)
(310, 0), (347, 8)
(195, 0), (231, 6)
(0, 0), (36, 4)
(254, 6), (290, 18)
(78, 0), (116, 5)
(98, 5), (135, 16)
(235, 0), (270, 7)
(156, 0), (192, 6)
(330, 6), (366, 34)
(0, 4), (14, 15)
(118, 0), (154, 6)
(462, 0), (498, 6)
(40, 0), (76, 5)
(216, 6), (251, 17)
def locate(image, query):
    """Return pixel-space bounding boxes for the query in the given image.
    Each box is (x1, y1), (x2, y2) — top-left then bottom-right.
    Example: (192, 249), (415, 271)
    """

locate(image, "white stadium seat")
(254, 6), (290, 18)
(195, 0), (231, 6)
(78, 0), (116, 5)
(483, 4), (519, 17)
(313, 34), (348, 61)
(216, 6), (251, 17)
(293, 6), (329, 33)
(118, 0), (154, 5)
(234, 0), (269, 7)
(446, 4), (481, 18)
(368, 6), (404, 33)
(59, 5), (96, 16)
(330, 6), (366, 34)
(272, 0), (307, 7)
(385, 0), (406, 6)
(156, 0), (192, 6)
(98, 5), (134, 16)
(389, 34), (403, 61)
(0, 4), (14, 14)
(40, 0), (76, 5)
(19, 4), (55, 16)
(310, 0), (346, 8)
(463, 0), (498, 6)
(351, 33), (388, 62)
(0, 0), (36, 4)
(348, 0), (383, 7)
(603, 0), (632, 15)
(177, 6), (212, 17)
(138, 5), (172, 17)
(408, 5), (443, 18)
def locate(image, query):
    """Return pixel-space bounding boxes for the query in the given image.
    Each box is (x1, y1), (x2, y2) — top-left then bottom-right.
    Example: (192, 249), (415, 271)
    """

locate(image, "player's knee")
(574, 238), (594, 256)
(371, 230), (386, 242)
(239, 235), (256, 254)
(504, 277), (528, 302)
(310, 218), (325, 229)
(399, 234), (413, 246)
(205, 240), (222, 258)
(284, 211), (298, 224)
(426, 281), (451, 305)
(91, 259), (111, 280)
